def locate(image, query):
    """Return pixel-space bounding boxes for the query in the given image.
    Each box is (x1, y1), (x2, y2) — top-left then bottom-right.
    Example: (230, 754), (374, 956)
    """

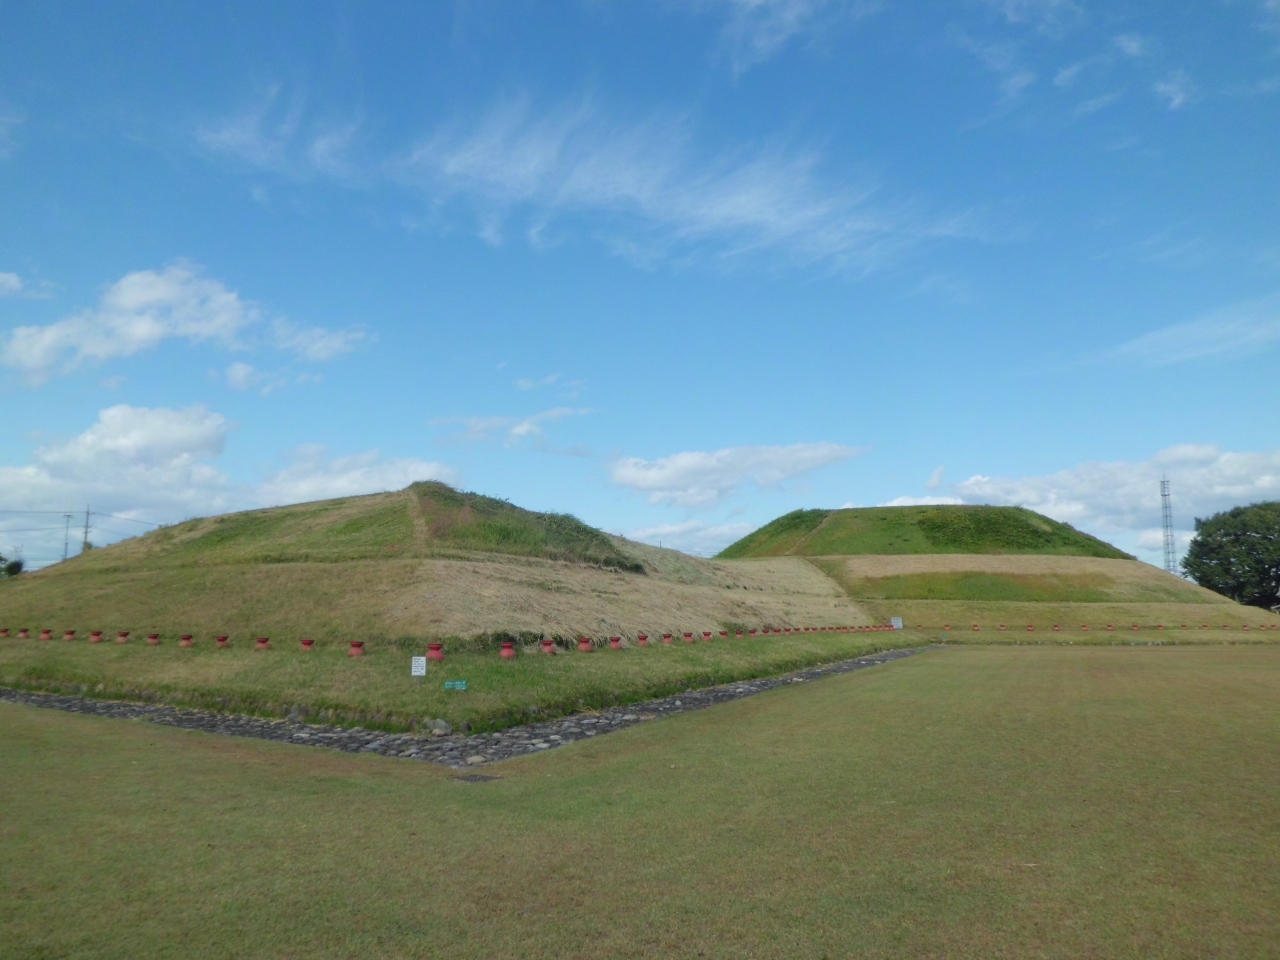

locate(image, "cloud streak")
(1107, 293), (1280, 365)
(199, 93), (984, 275)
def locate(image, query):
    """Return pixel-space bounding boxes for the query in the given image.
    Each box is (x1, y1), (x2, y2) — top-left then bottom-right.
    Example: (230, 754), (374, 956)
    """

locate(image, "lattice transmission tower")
(1160, 479), (1176, 575)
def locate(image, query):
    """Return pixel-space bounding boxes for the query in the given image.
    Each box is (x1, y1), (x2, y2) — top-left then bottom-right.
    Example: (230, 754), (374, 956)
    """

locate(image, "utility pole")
(62, 513), (73, 562)
(1160, 479), (1176, 575)
(82, 506), (91, 553)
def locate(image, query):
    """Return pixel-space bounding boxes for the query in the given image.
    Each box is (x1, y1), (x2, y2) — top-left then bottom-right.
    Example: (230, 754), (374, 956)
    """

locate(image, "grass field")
(719, 504), (1130, 558)
(0, 631), (910, 731)
(2, 645), (1276, 959)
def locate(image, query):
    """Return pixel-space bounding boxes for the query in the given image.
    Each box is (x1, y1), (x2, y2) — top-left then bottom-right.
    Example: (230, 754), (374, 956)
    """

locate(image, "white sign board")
(411, 656), (427, 677)
(890, 617), (904, 630)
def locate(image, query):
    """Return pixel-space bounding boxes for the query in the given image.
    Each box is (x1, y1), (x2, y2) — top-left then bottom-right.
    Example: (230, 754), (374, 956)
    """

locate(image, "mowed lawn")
(2, 646), (1276, 959)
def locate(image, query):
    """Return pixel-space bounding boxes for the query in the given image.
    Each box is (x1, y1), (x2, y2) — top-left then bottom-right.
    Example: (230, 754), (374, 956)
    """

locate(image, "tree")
(1182, 501), (1280, 611)
(0, 552), (22, 578)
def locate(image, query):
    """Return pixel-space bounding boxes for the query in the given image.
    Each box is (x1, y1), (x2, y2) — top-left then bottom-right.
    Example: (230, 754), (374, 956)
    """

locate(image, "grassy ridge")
(720, 505), (1132, 558)
(83, 482), (644, 570)
(3, 645), (1276, 959)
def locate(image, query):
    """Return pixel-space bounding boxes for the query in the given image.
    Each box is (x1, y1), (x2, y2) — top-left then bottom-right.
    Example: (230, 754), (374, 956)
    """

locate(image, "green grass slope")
(719, 505), (1133, 559)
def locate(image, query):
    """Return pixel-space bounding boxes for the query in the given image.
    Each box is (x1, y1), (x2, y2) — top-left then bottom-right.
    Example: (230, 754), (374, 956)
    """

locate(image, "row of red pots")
(939, 623), (1275, 632)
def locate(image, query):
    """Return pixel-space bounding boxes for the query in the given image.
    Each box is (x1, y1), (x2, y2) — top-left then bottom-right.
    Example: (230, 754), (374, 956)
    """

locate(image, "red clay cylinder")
(215, 635), (229, 647)
(147, 633), (160, 645)
(1027, 625), (1035, 632)
(180, 635), (193, 647)
(702, 632), (712, 642)
(89, 631), (103, 643)
(720, 631), (728, 638)
(541, 638), (556, 654)
(735, 631), (743, 637)
(18, 629), (30, 639)
(349, 640), (365, 657)
(1130, 625), (1138, 632)
(64, 630), (76, 641)
(116, 631), (129, 644)
(300, 638), (314, 651)
(637, 635), (649, 647)
(501, 640), (517, 659)
(1107, 625), (1114, 631)
(427, 642), (444, 661)
(749, 629), (757, 636)
(663, 633), (674, 644)
(39, 629), (52, 641)
(683, 632), (694, 643)
(254, 637), (269, 650)
(0, 628), (8, 638)
(1081, 625), (1089, 632)
(578, 637), (593, 652)
(972, 624), (979, 631)
(1053, 625), (1061, 632)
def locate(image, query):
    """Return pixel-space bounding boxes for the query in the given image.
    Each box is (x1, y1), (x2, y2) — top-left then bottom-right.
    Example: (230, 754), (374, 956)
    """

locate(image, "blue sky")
(2, 0), (1278, 567)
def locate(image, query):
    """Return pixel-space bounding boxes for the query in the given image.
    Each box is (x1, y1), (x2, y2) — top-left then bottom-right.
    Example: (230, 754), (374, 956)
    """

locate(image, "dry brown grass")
(0, 551), (872, 640)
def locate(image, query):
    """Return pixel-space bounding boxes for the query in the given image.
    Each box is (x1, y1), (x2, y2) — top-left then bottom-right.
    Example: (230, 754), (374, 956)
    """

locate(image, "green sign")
(444, 680), (468, 691)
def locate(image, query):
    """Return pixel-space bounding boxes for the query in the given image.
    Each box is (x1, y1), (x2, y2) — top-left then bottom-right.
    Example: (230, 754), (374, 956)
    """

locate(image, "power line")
(91, 511), (161, 527)
(0, 527), (66, 533)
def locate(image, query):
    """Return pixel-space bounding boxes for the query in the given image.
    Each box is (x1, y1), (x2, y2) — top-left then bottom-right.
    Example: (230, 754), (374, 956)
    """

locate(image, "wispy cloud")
(610, 442), (861, 508)
(1113, 33), (1149, 57)
(431, 406), (591, 451)
(982, 0), (1084, 37)
(1107, 293), (1280, 365)
(515, 373), (559, 391)
(700, 0), (881, 74)
(1153, 69), (1196, 109)
(200, 94), (985, 274)
(0, 272), (23, 297)
(272, 318), (369, 361)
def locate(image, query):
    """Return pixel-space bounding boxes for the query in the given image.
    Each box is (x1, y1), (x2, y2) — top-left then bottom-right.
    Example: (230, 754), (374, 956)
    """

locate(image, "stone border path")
(0, 646), (929, 769)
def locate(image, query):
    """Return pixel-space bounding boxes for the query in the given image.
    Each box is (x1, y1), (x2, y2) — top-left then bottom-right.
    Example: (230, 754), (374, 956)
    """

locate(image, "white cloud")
(984, 0), (1084, 36)
(627, 519), (756, 556)
(202, 92), (982, 275)
(255, 445), (457, 506)
(431, 406), (591, 450)
(879, 495), (964, 507)
(0, 263), (368, 383)
(610, 442), (860, 508)
(701, 0), (881, 73)
(1154, 70), (1196, 109)
(955, 35), (1037, 101)
(1114, 34), (1148, 57)
(272, 318), (368, 361)
(954, 444), (1280, 561)
(222, 361), (287, 395)
(0, 263), (255, 382)
(515, 373), (559, 391)
(0, 405), (460, 563)
(0, 407), (237, 557)
(1108, 293), (1280, 365)
(927, 466), (945, 490)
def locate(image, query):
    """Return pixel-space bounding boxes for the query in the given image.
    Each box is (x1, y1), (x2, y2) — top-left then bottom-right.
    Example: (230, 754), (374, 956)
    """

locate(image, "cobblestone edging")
(0, 647), (928, 769)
